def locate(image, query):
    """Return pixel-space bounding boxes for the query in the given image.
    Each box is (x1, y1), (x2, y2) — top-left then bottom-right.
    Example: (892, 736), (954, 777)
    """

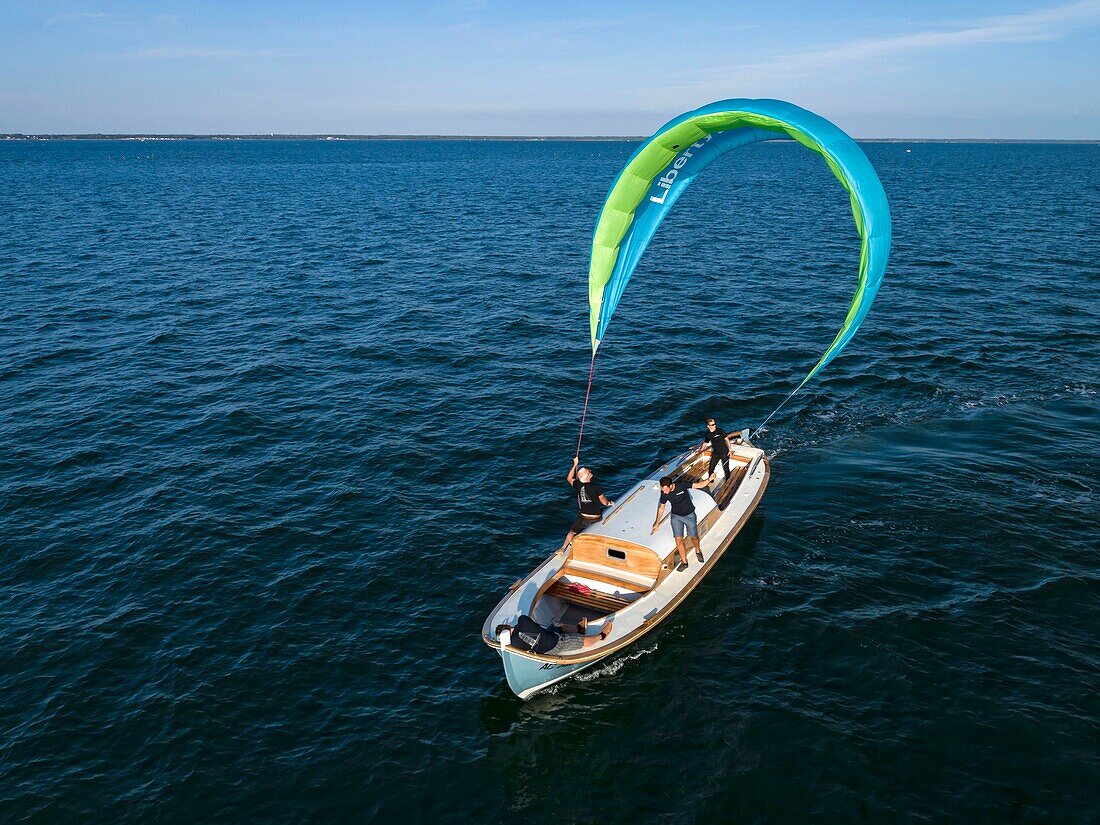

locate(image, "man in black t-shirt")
(495, 615), (614, 656)
(652, 474), (713, 570)
(559, 456), (614, 553)
(703, 418), (735, 482)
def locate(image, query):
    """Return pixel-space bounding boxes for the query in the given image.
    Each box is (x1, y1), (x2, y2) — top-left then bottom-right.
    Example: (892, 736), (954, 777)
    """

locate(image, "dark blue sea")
(1, 138), (1097, 823)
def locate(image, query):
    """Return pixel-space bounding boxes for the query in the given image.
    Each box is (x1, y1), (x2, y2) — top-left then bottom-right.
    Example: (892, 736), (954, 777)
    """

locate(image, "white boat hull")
(499, 644), (606, 699)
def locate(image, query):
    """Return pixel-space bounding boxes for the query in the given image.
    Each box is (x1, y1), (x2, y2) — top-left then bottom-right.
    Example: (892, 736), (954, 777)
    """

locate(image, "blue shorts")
(670, 512), (698, 538)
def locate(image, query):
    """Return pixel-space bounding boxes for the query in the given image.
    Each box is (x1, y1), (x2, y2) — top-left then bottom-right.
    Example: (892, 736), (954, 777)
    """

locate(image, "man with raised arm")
(559, 457), (614, 554)
(651, 474), (712, 571)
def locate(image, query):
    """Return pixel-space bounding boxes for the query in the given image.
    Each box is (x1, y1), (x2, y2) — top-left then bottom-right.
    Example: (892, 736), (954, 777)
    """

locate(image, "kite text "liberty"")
(649, 135), (713, 204)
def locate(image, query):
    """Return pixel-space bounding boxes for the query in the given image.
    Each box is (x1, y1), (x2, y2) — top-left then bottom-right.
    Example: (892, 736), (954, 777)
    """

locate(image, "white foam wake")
(574, 642), (660, 683)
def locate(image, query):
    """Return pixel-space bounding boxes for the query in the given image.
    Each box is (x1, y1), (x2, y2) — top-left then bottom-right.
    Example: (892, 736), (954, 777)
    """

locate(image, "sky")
(1, 0), (1099, 138)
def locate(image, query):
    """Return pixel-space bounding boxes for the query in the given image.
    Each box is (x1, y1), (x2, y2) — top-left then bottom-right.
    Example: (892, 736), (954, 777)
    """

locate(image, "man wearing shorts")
(559, 456), (614, 553)
(651, 474), (711, 570)
(496, 615), (614, 656)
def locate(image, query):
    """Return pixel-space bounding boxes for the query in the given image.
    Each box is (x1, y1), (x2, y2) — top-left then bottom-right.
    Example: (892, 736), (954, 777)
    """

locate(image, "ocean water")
(0, 139), (1097, 823)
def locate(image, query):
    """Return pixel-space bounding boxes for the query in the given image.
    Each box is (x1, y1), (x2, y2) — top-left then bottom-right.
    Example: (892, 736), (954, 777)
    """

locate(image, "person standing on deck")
(703, 418), (735, 482)
(559, 457), (614, 553)
(652, 475), (712, 571)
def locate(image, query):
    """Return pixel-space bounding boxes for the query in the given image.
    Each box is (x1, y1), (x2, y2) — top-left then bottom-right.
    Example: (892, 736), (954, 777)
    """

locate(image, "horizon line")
(3, 133), (1099, 144)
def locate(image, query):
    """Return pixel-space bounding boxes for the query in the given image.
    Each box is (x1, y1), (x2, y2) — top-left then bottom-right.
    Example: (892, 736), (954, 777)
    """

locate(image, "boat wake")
(574, 642), (660, 684)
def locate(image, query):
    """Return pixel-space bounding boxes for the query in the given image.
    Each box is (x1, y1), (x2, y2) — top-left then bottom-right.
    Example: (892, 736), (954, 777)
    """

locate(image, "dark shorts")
(570, 513), (602, 534)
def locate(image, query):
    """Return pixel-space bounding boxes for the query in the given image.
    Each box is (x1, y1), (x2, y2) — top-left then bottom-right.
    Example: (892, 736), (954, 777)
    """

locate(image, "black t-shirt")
(660, 480), (696, 516)
(512, 615), (558, 654)
(704, 426), (730, 456)
(572, 479), (604, 516)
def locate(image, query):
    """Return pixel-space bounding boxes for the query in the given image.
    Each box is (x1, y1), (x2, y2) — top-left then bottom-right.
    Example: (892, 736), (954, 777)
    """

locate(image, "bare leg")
(581, 620), (614, 648)
(558, 530), (576, 554)
(675, 537), (688, 565)
(691, 536), (703, 561)
(555, 618), (591, 635)
(560, 515), (600, 554)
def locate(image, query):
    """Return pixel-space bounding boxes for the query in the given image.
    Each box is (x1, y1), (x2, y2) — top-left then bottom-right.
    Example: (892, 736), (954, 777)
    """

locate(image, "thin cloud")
(127, 47), (290, 59)
(789, 0), (1100, 64)
(46, 11), (109, 25)
(487, 14), (661, 51)
(441, 0), (489, 13)
(659, 0), (1100, 95)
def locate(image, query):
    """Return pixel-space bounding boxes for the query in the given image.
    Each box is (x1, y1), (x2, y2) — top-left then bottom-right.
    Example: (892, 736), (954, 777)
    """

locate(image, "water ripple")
(0, 140), (1097, 822)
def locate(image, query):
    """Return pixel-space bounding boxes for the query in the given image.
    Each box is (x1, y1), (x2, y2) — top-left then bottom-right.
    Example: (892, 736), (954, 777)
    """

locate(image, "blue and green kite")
(588, 98), (892, 392)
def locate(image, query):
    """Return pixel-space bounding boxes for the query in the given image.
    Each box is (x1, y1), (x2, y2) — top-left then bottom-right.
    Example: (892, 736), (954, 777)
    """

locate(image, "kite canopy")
(588, 98), (891, 390)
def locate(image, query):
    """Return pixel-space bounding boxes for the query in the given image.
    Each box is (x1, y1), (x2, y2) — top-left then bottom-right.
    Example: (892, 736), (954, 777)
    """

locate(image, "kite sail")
(588, 98), (891, 393)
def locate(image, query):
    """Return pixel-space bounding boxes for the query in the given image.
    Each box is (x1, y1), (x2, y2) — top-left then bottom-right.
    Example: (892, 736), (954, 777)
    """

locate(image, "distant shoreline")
(2, 133), (1098, 144)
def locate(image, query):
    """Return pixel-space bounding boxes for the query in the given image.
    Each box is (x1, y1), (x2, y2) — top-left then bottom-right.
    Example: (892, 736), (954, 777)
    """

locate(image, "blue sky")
(2, 0), (1099, 137)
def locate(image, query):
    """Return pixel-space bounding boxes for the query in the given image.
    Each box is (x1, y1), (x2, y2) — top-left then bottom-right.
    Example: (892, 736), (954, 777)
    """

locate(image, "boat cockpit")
(529, 535), (659, 627)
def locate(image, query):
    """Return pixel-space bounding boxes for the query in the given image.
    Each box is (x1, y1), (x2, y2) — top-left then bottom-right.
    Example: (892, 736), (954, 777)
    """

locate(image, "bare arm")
(651, 503), (665, 533)
(599, 494), (613, 507)
(691, 478), (711, 489)
(566, 456), (578, 486)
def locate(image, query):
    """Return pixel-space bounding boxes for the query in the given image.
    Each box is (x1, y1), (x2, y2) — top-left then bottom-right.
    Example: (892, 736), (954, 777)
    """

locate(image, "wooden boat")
(481, 433), (770, 699)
